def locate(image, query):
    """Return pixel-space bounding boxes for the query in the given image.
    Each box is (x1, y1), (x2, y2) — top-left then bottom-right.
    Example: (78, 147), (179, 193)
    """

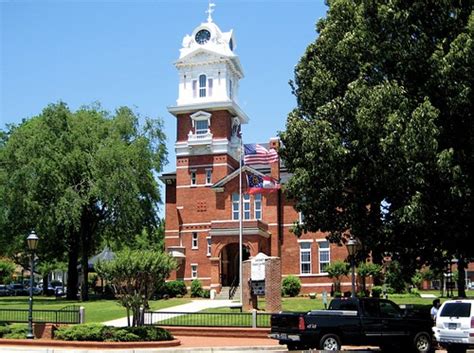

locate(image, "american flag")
(243, 144), (279, 165)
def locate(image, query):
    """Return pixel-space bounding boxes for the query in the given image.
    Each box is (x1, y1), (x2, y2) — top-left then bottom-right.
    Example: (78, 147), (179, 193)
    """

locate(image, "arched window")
(199, 74), (207, 97)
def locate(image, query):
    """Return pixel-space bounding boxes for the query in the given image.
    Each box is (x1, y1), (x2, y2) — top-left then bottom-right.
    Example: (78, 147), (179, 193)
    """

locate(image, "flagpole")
(239, 136), (243, 305)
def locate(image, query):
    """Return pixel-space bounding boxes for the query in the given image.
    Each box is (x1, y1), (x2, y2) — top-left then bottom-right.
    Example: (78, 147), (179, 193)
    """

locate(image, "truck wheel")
(319, 333), (341, 351)
(412, 332), (431, 353)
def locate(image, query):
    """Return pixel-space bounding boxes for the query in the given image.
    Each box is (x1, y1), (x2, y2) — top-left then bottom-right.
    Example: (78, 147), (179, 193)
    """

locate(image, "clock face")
(195, 29), (211, 45)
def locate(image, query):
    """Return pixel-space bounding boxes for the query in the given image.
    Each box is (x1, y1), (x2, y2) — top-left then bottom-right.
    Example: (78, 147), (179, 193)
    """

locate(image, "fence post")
(79, 306), (85, 324)
(252, 309), (257, 328)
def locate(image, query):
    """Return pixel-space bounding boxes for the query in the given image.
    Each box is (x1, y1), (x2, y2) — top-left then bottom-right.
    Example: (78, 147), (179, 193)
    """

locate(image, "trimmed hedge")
(0, 324), (29, 339)
(54, 324), (173, 342)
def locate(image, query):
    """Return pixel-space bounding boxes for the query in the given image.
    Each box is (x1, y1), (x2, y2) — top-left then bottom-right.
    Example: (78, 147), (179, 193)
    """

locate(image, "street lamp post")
(26, 231), (39, 339)
(346, 236), (357, 298)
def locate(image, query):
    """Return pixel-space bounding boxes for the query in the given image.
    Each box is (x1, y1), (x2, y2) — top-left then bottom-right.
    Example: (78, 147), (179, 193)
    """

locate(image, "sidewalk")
(103, 299), (236, 327)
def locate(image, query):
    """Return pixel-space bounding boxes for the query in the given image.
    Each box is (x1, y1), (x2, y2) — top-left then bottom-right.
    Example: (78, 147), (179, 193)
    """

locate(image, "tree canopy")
(0, 102), (168, 299)
(279, 0), (473, 293)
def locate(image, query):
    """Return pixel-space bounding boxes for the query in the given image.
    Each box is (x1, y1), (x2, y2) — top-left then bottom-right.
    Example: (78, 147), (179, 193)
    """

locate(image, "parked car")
(0, 284), (13, 296)
(433, 299), (474, 353)
(44, 283), (65, 296)
(7, 283), (29, 296)
(270, 297), (433, 352)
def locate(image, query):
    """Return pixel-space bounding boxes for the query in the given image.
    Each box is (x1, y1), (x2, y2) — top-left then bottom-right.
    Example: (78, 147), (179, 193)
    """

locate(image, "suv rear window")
(440, 303), (471, 317)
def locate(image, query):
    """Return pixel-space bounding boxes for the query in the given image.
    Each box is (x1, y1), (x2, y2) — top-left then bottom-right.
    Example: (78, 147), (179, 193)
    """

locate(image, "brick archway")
(219, 242), (250, 286)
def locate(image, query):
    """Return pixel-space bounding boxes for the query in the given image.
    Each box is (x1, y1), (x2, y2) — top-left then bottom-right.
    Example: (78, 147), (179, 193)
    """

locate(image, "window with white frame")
(190, 170), (197, 186)
(195, 120), (208, 135)
(192, 232), (198, 249)
(199, 74), (207, 97)
(254, 194), (262, 220)
(243, 194), (250, 220)
(191, 264), (198, 279)
(206, 237), (211, 256)
(205, 169), (212, 184)
(319, 241), (330, 273)
(300, 242), (312, 274)
(299, 212), (305, 224)
(232, 193), (239, 220)
(229, 79), (233, 99)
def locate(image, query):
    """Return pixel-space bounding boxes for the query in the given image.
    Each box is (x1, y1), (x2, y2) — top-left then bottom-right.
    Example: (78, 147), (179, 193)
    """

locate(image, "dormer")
(187, 111), (213, 145)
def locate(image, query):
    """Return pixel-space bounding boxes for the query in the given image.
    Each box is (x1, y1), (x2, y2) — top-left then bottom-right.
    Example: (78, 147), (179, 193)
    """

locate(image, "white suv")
(433, 299), (474, 353)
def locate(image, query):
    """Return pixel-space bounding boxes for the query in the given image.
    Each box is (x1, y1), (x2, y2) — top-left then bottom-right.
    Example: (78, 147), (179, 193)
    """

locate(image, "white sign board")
(251, 252), (269, 281)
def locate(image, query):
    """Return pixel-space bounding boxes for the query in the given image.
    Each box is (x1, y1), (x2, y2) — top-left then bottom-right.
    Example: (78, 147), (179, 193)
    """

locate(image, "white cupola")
(172, 5), (244, 111)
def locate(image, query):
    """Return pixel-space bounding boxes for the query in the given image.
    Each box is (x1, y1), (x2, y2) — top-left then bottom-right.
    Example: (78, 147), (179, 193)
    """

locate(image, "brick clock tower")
(162, 11), (259, 295)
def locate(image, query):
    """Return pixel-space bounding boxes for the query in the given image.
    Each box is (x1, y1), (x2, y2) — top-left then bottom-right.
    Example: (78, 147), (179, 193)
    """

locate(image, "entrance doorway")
(220, 243), (250, 286)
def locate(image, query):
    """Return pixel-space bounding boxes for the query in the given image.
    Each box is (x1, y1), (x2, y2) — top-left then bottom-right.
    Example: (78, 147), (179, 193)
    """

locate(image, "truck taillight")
(471, 317), (474, 329)
(299, 316), (305, 330)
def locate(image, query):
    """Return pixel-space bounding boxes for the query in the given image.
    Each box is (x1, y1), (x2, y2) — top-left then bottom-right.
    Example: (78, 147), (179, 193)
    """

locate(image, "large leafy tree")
(280, 1), (473, 295)
(0, 102), (167, 299)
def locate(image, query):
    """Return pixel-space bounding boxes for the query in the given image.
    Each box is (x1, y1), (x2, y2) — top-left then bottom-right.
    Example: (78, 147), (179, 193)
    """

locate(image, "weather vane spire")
(206, 1), (216, 23)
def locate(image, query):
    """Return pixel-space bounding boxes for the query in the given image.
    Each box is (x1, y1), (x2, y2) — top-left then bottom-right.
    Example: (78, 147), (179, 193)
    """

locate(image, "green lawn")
(0, 296), (190, 323)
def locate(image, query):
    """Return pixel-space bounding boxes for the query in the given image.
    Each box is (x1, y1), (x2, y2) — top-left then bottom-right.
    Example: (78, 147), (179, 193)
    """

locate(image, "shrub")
(165, 280), (187, 297)
(191, 279), (203, 297)
(0, 324), (11, 338)
(202, 289), (210, 298)
(2, 324), (29, 339)
(371, 286), (383, 297)
(55, 323), (106, 341)
(54, 324), (172, 342)
(282, 275), (301, 297)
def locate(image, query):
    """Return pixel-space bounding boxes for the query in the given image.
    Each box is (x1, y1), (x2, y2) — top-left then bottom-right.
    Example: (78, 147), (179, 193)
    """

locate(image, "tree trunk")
(457, 257), (466, 298)
(42, 274), (49, 296)
(66, 235), (79, 300)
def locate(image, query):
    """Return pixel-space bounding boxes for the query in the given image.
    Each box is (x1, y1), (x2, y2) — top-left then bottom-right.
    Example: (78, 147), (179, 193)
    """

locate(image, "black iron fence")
(143, 310), (272, 328)
(0, 305), (81, 324)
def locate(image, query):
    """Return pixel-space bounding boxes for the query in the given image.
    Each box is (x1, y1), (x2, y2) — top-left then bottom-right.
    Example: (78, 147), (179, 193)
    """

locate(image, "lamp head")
(27, 231), (39, 251)
(346, 236), (357, 256)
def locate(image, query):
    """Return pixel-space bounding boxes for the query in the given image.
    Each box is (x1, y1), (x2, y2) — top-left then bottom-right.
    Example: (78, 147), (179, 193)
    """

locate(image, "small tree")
(96, 249), (176, 326)
(384, 261), (406, 293)
(326, 261), (349, 294)
(357, 262), (382, 292)
(190, 279), (203, 298)
(0, 258), (15, 284)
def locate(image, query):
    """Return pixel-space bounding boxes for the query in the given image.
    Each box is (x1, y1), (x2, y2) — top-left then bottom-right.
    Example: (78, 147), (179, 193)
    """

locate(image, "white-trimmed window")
(229, 79), (233, 99)
(319, 241), (330, 273)
(191, 264), (198, 279)
(299, 212), (305, 224)
(232, 193), (239, 220)
(190, 170), (197, 186)
(206, 237), (211, 256)
(199, 74), (207, 97)
(300, 242), (312, 274)
(254, 194), (262, 220)
(205, 169), (212, 184)
(192, 232), (198, 249)
(243, 194), (250, 220)
(195, 120), (208, 135)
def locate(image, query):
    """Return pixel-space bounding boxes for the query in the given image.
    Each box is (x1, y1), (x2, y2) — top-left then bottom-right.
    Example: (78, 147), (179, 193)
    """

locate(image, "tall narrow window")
(254, 194), (262, 220)
(205, 169), (212, 184)
(191, 264), (198, 279)
(300, 242), (312, 274)
(199, 74), (207, 97)
(232, 193), (239, 220)
(229, 79), (233, 99)
(192, 80), (197, 98)
(190, 170), (197, 186)
(183, 74), (187, 89)
(206, 237), (211, 256)
(195, 120), (208, 135)
(319, 241), (330, 273)
(192, 232), (198, 249)
(243, 194), (250, 220)
(208, 78), (213, 96)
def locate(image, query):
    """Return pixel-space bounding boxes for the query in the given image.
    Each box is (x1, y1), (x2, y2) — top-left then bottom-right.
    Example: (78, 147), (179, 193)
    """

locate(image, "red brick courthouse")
(160, 13), (351, 296)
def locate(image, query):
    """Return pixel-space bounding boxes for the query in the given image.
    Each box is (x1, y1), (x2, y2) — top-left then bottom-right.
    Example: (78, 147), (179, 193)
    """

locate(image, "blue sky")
(1, 0), (326, 175)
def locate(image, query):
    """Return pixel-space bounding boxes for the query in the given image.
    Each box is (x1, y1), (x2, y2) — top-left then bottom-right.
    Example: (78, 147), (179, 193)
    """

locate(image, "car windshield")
(440, 303), (471, 317)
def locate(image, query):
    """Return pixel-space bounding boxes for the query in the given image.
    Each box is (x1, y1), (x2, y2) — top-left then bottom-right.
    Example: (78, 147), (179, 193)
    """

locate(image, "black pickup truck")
(269, 297), (433, 352)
